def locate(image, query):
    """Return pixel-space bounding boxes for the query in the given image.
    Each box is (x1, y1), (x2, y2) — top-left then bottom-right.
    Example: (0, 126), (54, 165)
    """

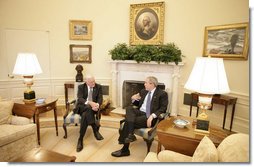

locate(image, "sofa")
(144, 133), (249, 162)
(0, 99), (37, 161)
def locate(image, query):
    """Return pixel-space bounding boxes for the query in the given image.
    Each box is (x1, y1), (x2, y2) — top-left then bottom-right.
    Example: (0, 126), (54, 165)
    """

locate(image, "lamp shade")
(13, 53), (42, 76)
(184, 57), (230, 94)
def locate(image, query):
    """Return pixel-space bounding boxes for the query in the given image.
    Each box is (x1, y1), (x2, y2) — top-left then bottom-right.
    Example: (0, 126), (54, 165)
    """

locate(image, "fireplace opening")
(122, 80), (165, 109)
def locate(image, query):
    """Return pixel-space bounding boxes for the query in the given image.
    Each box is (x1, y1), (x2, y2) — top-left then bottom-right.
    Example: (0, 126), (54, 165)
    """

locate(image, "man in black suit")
(111, 76), (168, 157)
(75, 75), (104, 152)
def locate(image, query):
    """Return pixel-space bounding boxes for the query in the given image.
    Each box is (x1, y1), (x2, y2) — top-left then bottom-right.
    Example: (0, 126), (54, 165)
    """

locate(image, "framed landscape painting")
(70, 44), (92, 63)
(203, 22), (249, 60)
(69, 20), (92, 40)
(129, 2), (165, 45)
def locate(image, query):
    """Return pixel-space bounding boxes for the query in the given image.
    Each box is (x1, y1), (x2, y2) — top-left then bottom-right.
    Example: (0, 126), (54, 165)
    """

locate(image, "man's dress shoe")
(124, 134), (137, 143)
(94, 131), (104, 140)
(111, 149), (130, 157)
(76, 139), (83, 152)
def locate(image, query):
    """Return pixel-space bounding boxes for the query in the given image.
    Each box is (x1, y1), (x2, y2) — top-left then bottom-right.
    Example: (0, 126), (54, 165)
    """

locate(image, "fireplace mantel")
(110, 60), (184, 116)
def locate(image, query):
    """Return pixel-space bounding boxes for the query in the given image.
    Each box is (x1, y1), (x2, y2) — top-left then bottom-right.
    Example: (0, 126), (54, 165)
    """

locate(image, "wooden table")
(190, 93), (237, 131)
(12, 148), (76, 162)
(157, 116), (233, 156)
(12, 97), (58, 145)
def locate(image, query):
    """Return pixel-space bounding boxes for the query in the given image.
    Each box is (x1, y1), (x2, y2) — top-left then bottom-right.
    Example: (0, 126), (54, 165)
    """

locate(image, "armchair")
(119, 89), (172, 154)
(144, 133), (249, 162)
(62, 82), (102, 139)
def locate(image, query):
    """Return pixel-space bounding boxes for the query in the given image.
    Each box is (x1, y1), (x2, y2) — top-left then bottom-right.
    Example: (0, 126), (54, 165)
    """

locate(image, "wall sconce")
(12, 53), (42, 103)
(184, 57), (230, 133)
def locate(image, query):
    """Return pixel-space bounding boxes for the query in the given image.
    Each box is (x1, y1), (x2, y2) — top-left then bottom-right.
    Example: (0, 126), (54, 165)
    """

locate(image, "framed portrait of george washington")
(130, 2), (165, 45)
(203, 22), (249, 60)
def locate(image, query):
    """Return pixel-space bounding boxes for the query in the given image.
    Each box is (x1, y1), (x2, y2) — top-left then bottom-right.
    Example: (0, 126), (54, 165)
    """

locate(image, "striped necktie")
(146, 92), (151, 117)
(88, 87), (93, 101)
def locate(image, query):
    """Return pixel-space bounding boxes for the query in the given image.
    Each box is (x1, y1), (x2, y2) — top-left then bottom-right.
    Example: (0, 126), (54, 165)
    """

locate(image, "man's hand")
(131, 93), (141, 101)
(147, 115), (153, 128)
(88, 101), (99, 111)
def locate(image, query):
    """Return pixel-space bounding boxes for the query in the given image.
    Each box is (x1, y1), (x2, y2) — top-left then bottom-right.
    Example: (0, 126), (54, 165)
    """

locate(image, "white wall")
(0, 0), (249, 133)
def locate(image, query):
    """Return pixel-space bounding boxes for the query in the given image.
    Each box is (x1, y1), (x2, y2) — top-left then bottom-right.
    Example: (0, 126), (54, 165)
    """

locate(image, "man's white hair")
(85, 74), (95, 81)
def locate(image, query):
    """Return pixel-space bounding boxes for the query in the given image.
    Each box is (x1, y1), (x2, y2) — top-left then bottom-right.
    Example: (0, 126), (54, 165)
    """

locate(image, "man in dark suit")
(75, 75), (104, 152)
(111, 76), (168, 157)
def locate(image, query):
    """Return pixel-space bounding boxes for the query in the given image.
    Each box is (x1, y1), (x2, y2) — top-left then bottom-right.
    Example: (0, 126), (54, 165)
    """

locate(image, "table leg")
(190, 97), (193, 117)
(222, 104), (228, 129)
(64, 85), (68, 109)
(35, 114), (40, 145)
(54, 108), (58, 136)
(230, 104), (236, 131)
(157, 141), (162, 153)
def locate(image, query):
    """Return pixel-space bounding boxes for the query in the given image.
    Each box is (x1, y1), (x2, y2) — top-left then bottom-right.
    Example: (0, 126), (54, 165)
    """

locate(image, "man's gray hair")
(85, 75), (95, 81)
(147, 76), (158, 87)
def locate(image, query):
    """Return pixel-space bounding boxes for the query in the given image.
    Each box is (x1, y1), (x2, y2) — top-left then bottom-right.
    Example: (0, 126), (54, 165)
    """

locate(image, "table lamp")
(13, 53), (42, 103)
(184, 57), (230, 133)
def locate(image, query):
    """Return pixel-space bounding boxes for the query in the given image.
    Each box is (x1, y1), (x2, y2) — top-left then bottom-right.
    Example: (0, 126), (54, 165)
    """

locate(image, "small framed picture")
(203, 22), (249, 60)
(130, 2), (165, 45)
(69, 20), (92, 40)
(70, 44), (92, 63)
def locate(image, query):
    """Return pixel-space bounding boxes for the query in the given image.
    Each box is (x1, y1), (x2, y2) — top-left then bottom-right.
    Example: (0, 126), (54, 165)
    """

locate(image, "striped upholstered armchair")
(62, 82), (101, 139)
(119, 89), (172, 154)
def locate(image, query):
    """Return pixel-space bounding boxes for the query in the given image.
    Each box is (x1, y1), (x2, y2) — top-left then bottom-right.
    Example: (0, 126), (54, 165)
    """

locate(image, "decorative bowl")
(36, 98), (45, 104)
(173, 119), (190, 128)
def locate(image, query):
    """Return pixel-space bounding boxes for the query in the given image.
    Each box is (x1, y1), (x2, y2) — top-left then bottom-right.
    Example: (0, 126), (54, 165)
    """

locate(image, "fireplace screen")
(122, 80), (165, 109)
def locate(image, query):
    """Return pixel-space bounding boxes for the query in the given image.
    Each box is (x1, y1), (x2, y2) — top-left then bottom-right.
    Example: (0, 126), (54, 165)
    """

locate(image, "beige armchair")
(0, 99), (37, 161)
(144, 133), (249, 162)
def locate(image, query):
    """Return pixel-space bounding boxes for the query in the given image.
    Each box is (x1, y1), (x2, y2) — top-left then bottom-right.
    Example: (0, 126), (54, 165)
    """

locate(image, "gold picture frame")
(70, 44), (92, 63)
(130, 2), (165, 45)
(203, 22), (249, 60)
(69, 20), (92, 40)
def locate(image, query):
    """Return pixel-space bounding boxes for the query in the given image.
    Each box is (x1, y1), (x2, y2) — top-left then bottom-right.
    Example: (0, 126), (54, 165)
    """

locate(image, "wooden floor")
(40, 122), (158, 162)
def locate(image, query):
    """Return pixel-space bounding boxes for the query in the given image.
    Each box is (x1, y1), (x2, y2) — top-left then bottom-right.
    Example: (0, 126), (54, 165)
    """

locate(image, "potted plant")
(109, 43), (183, 65)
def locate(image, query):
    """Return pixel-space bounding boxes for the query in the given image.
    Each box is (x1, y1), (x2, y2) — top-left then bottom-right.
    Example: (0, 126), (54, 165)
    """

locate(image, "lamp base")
(24, 90), (36, 103)
(195, 119), (210, 134)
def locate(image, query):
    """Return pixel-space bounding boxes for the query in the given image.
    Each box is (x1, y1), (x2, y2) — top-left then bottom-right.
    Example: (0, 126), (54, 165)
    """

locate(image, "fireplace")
(122, 80), (165, 109)
(110, 60), (184, 116)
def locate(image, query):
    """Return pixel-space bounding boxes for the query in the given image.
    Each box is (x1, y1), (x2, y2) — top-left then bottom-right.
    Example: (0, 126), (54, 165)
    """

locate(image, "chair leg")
(143, 138), (154, 154)
(63, 123), (67, 139)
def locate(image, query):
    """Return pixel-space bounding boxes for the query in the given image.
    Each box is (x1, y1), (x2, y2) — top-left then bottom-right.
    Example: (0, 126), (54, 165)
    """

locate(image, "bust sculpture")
(75, 64), (84, 82)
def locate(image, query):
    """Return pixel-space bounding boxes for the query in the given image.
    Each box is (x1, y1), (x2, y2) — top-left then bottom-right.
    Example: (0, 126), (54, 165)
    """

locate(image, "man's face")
(86, 78), (95, 88)
(144, 78), (155, 91)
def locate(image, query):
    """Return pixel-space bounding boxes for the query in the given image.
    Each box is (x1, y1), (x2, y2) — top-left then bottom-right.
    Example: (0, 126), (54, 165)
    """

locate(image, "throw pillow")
(217, 133), (249, 162)
(11, 115), (31, 125)
(0, 100), (14, 125)
(192, 135), (218, 162)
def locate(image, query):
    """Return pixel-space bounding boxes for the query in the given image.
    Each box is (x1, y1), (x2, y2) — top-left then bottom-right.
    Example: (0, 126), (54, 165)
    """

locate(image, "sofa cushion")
(158, 150), (192, 162)
(217, 133), (249, 162)
(192, 136), (218, 162)
(0, 124), (36, 146)
(11, 116), (31, 125)
(0, 100), (14, 125)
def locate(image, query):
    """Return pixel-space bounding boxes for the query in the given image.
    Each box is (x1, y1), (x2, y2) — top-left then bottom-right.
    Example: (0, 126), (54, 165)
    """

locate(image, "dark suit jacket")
(77, 83), (103, 105)
(134, 88), (168, 117)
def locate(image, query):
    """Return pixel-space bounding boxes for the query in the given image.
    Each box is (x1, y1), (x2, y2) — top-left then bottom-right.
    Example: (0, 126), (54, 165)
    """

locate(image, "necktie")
(146, 92), (151, 118)
(88, 87), (93, 101)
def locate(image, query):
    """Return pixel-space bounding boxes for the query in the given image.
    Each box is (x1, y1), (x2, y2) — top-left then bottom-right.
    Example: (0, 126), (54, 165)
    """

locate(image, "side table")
(12, 97), (59, 145)
(190, 93), (237, 131)
(64, 81), (74, 108)
(157, 116), (233, 156)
